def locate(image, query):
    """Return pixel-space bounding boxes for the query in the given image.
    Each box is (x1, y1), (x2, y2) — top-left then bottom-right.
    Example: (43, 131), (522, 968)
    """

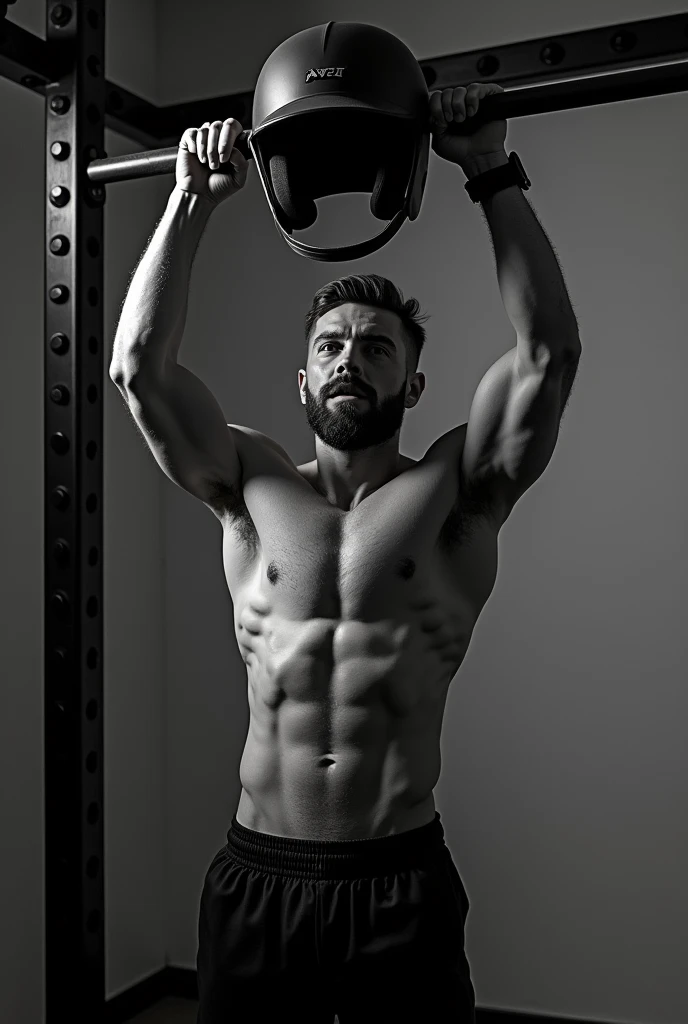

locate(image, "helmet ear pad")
(269, 153), (318, 229)
(265, 111), (416, 231)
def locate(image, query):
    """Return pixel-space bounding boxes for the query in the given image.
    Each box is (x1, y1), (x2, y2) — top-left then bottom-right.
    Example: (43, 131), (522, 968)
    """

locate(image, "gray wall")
(1, 1), (686, 1021)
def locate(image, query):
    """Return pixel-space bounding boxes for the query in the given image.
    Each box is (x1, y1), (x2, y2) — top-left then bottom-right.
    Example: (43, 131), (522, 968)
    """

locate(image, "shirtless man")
(110, 87), (581, 1023)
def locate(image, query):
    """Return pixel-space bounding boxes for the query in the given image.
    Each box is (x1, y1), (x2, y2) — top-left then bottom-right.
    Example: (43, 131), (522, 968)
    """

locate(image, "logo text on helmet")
(305, 67), (346, 84)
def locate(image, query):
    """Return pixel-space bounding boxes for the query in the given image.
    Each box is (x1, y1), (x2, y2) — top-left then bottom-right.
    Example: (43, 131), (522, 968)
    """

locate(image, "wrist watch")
(464, 151), (531, 204)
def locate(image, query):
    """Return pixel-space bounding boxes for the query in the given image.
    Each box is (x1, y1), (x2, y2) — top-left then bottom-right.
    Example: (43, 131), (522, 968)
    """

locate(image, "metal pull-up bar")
(87, 59), (688, 185)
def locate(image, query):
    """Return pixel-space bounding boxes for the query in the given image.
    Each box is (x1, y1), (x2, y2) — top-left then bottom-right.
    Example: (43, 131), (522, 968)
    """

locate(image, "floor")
(126, 999), (198, 1024)
(126, 998), (341, 1023)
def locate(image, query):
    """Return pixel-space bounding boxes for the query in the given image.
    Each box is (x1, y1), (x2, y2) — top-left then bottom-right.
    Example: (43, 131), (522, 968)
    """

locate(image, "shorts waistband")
(225, 811), (446, 880)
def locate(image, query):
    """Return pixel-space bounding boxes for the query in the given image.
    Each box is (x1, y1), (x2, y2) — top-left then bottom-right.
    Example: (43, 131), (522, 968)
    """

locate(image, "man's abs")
(235, 699), (442, 842)
(232, 614), (459, 841)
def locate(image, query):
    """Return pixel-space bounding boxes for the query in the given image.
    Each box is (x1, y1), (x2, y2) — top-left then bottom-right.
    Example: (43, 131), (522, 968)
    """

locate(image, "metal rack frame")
(0, 4), (686, 1020)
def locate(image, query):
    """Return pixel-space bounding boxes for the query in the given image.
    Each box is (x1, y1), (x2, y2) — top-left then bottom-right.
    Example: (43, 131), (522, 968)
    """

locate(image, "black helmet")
(248, 21), (430, 262)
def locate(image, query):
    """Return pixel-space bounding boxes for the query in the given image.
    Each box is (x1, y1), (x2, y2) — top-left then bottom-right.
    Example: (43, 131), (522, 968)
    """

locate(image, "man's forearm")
(461, 149), (580, 356)
(110, 186), (215, 379)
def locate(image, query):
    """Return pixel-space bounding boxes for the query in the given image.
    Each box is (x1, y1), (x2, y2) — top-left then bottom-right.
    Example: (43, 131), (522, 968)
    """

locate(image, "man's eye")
(321, 344), (385, 355)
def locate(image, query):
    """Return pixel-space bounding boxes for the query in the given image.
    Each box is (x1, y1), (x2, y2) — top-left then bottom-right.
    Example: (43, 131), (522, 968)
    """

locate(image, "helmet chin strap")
(271, 201), (409, 264)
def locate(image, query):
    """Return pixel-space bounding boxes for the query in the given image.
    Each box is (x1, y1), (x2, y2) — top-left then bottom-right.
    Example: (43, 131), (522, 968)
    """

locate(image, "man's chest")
(218, 448), (501, 623)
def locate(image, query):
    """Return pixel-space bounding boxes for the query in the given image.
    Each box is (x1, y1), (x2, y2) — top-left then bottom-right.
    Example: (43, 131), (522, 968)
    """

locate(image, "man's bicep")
(460, 346), (518, 490)
(461, 344), (581, 512)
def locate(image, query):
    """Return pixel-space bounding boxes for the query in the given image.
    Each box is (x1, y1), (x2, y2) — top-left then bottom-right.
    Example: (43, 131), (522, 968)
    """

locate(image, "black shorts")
(196, 810), (475, 1023)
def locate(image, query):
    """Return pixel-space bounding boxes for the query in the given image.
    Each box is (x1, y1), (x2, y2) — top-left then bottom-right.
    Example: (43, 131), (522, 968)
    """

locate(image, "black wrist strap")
(464, 151), (531, 205)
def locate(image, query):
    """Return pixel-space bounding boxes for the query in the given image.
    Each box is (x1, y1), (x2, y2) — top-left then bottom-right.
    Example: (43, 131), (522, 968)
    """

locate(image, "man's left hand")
(429, 83), (507, 168)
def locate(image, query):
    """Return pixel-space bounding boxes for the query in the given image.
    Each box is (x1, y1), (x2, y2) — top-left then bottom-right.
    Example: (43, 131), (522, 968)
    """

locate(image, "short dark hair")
(304, 274), (430, 373)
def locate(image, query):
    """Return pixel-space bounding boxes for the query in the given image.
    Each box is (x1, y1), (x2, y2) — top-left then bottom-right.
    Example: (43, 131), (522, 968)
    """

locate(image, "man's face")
(298, 303), (422, 453)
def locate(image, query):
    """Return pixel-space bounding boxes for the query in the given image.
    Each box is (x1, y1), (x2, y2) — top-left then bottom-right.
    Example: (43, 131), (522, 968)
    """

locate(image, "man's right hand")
(176, 118), (249, 207)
